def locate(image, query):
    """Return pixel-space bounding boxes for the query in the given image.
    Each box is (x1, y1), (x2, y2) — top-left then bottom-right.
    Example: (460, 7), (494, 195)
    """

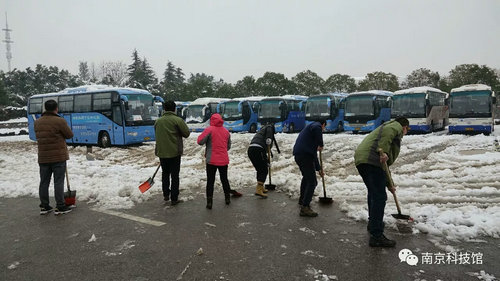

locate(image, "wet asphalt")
(0, 188), (498, 281)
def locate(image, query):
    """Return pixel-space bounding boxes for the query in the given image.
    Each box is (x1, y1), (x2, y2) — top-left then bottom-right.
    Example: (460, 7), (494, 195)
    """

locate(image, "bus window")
(93, 93), (112, 111)
(42, 97), (58, 112)
(112, 105), (123, 126)
(29, 98), (43, 114)
(74, 94), (92, 112)
(58, 96), (74, 113)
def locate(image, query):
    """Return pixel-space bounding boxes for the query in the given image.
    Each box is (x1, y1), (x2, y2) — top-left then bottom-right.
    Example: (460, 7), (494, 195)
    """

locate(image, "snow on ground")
(0, 117), (27, 124)
(0, 130), (499, 247)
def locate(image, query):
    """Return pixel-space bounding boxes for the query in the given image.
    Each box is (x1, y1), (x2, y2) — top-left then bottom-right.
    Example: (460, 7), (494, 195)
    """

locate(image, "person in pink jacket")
(197, 113), (232, 209)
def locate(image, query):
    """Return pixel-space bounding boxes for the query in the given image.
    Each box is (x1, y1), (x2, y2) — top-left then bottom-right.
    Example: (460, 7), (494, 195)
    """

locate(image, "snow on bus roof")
(230, 96), (268, 102)
(190, 97), (229, 105)
(394, 86), (447, 95)
(349, 90), (393, 96)
(30, 85), (151, 98)
(451, 84), (492, 93)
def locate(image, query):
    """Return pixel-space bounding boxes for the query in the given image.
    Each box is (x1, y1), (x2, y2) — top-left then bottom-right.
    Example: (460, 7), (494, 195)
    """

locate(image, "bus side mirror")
(493, 96), (497, 104)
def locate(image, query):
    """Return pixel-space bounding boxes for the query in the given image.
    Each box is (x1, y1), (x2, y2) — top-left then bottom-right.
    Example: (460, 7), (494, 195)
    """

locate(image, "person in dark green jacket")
(354, 117), (409, 248)
(155, 100), (190, 205)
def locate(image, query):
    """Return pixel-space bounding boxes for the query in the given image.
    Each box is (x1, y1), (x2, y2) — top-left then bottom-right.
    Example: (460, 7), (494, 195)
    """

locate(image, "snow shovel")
(64, 167), (76, 207)
(139, 164), (161, 193)
(378, 148), (411, 221)
(265, 145), (276, 191)
(318, 150), (333, 204)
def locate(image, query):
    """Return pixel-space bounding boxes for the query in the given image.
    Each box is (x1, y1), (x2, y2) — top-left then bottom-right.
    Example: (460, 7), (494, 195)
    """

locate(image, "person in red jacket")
(197, 113), (232, 209)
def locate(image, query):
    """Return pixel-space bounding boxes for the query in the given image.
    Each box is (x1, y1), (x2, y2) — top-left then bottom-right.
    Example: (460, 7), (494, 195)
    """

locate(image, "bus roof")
(231, 96), (267, 102)
(30, 85), (151, 98)
(308, 93), (349, 99)
(190, 97), (229, 105)
(394, 86), (447, 95)
(281, 95), (308, 100)
(175, 101), (191, 106)
(348, 90), (393, 97)
(450, 84), (492, 93)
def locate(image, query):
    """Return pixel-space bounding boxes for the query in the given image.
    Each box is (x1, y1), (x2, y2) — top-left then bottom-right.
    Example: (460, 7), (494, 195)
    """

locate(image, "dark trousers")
(294, 155), (318, 207)
(39, 161), (66, 208)
(206, 164), (231, 198)
(248, 146), (268, 183)
(356, 164), (388, 238)
(160, 156), (181, 201)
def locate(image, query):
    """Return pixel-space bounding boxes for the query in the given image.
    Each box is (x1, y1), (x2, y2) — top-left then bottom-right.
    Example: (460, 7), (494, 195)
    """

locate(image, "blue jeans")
(39, 161), (66, 209)
(356, 164), (387, 238)
(295, 155), (318, 207)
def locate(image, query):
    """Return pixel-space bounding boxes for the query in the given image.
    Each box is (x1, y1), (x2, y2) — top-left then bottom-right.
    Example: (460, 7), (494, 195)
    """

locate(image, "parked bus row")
(27, 84), (496, 147)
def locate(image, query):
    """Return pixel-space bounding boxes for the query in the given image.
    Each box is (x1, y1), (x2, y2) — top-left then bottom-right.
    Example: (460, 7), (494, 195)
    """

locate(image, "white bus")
(392, 86), (449, 133)
(184, 97), (229, 132)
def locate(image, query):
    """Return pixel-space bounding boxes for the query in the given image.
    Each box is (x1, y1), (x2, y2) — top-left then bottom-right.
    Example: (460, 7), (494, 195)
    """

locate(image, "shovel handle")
(378, 148), (403, 215)
(151, 163), (161, 180)
(267, 145), (272, 184)
(319, 151), (327, 197)
(65, 165), (71, 192)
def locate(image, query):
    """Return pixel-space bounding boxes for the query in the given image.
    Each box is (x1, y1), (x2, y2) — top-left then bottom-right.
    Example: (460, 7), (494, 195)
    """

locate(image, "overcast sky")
(1, 0), (499, 83)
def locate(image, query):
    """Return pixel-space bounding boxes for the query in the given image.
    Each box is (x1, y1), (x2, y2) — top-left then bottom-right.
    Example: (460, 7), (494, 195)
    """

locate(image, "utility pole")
(2, 13), (13, 72)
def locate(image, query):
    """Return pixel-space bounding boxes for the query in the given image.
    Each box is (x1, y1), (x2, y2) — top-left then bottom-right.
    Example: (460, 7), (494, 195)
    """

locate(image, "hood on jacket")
(210, 113), (224, 127)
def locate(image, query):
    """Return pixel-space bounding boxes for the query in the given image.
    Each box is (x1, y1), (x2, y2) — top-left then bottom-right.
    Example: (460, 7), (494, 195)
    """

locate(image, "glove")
(266, 138), (272, 145)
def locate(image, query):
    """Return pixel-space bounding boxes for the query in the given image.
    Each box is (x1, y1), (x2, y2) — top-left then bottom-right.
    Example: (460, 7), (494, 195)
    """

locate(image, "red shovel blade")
(139, 178), (154, 193)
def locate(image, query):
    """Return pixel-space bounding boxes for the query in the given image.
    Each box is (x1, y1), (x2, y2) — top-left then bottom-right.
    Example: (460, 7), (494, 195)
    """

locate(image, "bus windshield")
(392, 94), (426, 117)
(450, 91), (491, 117)
(259, 100), (282, 119)
(305, 97), (330, 118)
(221, 101), (241, 121)
(124, 94), (158, 125)
(345, 96), (374, 116)
(185, 105), (205, 123)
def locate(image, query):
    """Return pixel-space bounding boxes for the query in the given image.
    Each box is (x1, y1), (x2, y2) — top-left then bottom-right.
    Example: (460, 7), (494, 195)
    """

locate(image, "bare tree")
(98, 61), (128, 86)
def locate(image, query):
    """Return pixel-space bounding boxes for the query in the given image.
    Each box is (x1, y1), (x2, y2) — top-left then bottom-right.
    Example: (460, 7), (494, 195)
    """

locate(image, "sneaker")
(369, 234), (396, 248)
(230, 190), (243, 197)
(40, 206), (53, 215)
(299, 206), (318, 217)
(54, 206), (72, 215)
(171, 199), (183, 206)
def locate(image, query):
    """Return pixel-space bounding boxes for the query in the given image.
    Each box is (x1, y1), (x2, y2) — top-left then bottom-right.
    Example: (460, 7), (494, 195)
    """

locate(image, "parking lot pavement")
(1, 190), (498, 281)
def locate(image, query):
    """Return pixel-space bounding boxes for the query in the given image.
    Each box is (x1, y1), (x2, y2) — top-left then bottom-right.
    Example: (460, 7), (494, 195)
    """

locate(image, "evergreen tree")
(291, 70), (325, 96)
(324, 74), (357, 93)
(357, 71), (399, 92)
(447, 64), (500, 93)
(255, 72), (296, 96)
(161, 61), (184, 100)
(127, 49), (144, 88)
(403, 68), (440, 88)
(234, 75), (257, 97)
(78, 61), (90, 83)
(141, 57), (158, 92)
(183, 73), (216, 100)
(0, 76), (8, 106)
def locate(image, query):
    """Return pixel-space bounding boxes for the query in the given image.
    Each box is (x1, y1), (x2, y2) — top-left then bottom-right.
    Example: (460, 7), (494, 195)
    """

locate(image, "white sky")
(0, 0), (499, 83)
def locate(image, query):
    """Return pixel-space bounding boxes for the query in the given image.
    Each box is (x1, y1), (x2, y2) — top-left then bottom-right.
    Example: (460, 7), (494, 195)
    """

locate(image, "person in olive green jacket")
(154, 100), (190, 205)
(354, 117), (409, 248)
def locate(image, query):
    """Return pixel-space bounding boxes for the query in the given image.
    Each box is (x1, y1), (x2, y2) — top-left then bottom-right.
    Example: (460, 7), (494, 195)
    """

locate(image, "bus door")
(112, 103), (125, 145)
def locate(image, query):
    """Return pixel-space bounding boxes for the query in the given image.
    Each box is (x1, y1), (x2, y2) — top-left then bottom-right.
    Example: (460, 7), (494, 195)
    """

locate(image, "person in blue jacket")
(293, 120), (326, 217)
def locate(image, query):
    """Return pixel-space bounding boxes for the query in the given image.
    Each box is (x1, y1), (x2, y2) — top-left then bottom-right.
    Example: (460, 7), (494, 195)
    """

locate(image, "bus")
(392, 87), (449, 133)
(343, 90), (393, 133)
(448, 84), (496, 134)
(304, 93), (348, 132)
(220, 97), (264, 133)
(175, 101), (191, 119)
(257, 95), (307, 133)
(27, 85), (164, 147)
(184, 97), (229, 132)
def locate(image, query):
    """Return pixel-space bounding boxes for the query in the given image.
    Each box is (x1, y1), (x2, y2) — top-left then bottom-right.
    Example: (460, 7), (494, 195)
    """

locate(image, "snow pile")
(0, 130), (499, 244)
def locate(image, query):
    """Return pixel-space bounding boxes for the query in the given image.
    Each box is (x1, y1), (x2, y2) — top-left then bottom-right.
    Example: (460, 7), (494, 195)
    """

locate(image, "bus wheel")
(98, 131), (111, 148)
(289, 123), (295, 133)
(249, 123), (257, 133)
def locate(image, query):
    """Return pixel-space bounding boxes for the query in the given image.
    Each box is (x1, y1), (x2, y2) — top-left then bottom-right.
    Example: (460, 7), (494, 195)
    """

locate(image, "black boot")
(369, 234), (396, 248)
(225, 193), (230, 205)
(206, 197), (213, 209)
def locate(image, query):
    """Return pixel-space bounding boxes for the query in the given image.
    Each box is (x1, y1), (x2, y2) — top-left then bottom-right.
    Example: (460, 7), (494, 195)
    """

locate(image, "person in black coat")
(247, 124), (280, 198)
(293, 120), (326, 217)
